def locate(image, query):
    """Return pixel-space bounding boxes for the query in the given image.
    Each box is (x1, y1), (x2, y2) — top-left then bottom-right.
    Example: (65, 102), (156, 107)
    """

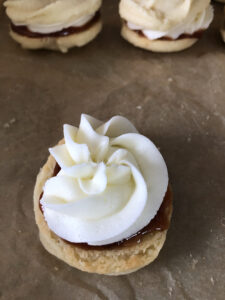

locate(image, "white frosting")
(27, 14), (94, 34)
(41, 115), (168, 246)
(127, 5), (213, 40)
(4, 0), (102, 26)
(120, 0), (211, 31)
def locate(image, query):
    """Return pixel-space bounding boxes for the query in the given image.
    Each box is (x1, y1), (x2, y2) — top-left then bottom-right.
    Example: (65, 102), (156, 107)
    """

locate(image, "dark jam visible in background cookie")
(40, 163), (172, 250)
(11, 11), (100, 38)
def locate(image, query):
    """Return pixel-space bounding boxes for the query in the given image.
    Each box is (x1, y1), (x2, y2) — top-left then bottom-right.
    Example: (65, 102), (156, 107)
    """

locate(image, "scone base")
(34, 144), (172, 275)
(10, 20), (102, 53)
(121, 24), (198, 53)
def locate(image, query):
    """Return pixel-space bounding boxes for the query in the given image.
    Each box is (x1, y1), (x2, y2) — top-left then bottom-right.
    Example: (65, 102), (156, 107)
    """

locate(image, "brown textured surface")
(0, 1), (225, 299)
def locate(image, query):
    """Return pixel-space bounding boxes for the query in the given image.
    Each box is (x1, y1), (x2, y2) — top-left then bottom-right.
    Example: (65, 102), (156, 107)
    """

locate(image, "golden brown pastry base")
(121, 23), (198, 53)
(34, 142), (172, 275)
(10, 20), (102, 53)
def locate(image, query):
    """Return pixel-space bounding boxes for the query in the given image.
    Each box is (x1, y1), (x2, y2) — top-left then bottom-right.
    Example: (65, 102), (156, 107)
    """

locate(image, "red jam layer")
(40, 163), (172, 250)
(11, 11), (100, 38)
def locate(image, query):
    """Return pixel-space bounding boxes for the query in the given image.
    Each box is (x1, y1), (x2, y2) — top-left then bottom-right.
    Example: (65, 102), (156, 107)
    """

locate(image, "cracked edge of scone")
(121, 23), (198, 53)
(9, 19), (102, 53)
(33, 139), (172, 275)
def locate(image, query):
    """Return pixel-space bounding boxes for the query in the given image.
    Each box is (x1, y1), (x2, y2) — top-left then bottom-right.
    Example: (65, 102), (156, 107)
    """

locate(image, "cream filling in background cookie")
(40, 115), (168, 246)
(25, 14), (94, 34)
(127, 5), (213, 40)
(4, 0), (102, 27)
(119, 0), (211, 32)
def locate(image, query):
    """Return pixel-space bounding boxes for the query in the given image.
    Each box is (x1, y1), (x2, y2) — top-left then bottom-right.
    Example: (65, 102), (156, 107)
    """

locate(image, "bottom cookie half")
(10, 20), (102, 53)
(121, 24), (198, 53)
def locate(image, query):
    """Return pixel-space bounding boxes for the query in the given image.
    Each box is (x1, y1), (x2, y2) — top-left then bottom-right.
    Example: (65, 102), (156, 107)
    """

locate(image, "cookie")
(121, 23), (198, 53)
(119, 0), (213, 52)
(221, 7), (225, 42)
(4, 0), (102, 52)
(34, 115), (172, 275)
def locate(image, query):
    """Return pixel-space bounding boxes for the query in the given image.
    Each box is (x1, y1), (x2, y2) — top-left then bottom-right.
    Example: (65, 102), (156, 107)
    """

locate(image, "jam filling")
(11, 11), (100, 38)
(40, 163), (172, 250)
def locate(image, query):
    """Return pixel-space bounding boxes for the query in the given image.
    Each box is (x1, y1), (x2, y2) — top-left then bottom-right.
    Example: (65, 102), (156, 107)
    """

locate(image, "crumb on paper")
(181, 103), (185, 110)
(164, 269), (176, 297)
(136, 105), (142, 110)
(210, 277), (214, 285)
(138, 281), (143, 287)
(191, 258), (198, 270)
(3, 122), (10, 128)
(221, 217), (225, 227)
(168, 77), (173, 83)
(3, 118), (16, 129)
(217, 235), (225, 242)
(168, 286), (173, 297)
(10, 118), (16, 124)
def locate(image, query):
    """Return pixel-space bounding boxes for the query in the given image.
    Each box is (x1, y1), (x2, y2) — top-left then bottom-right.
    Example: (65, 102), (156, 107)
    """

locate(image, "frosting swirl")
(120, 0), (212, 32)
(127, 5), (213, 40)
(27, 14), (95, 34)
(4, 0), (102, 29)
(41, 115), (168, 246)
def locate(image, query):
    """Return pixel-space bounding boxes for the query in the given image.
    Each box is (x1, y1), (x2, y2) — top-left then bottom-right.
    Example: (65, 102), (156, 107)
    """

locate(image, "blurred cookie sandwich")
(119, 0), (214, 52)
(4, 0), (102, 52)
(221, 6), (225, 42)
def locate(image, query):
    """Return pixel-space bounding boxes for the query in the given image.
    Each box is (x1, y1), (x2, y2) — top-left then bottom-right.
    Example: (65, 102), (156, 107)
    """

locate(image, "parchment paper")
(0, 1), (224, 299)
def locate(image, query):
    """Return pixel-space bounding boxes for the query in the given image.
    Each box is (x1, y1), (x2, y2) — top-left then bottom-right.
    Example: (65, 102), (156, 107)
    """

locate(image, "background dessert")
(0, 0), (224, 298)
(4, 0), (102, 52)
(119, 0), (214, 52)
(221, 6), (225, 42)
